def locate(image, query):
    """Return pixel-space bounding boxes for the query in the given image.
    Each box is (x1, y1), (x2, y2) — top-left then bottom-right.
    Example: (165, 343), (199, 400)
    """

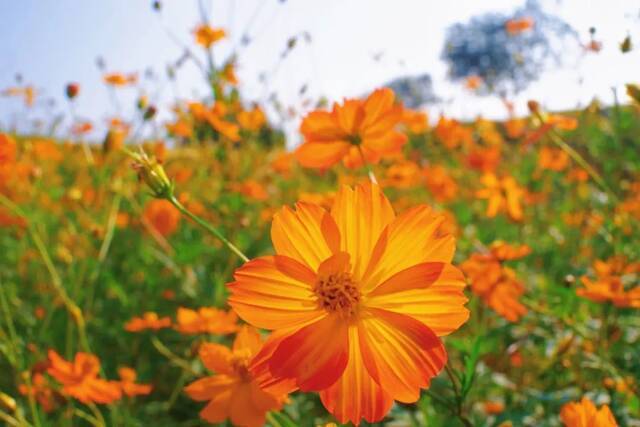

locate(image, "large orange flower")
(184, 325), (287, 426)
(296, 88), (407, 169)
(560, 397), (617, 427)
(227, 182), (469, 424)
(47, 350), (122, 404)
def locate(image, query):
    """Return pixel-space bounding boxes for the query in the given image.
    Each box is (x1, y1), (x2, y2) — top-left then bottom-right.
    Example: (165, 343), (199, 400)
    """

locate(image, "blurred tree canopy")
(442, 0), (577, 95)
(384, 74), (440, 109)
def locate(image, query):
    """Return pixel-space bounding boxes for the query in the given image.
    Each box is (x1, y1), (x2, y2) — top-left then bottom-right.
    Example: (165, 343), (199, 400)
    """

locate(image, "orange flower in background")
(538, 146), (570, 171)
(400, 108), (429, 134)
(384, 160), (420, 189)
(103, 72), (138, 87)
(296, 88), (407, 169)
(19, 373), (58, 413)
(483, 400), (505, 415)
(238, 105), (266, 132)
(464, 75), (483, 91)
(185, 326), (288, 426)
(505, 17), (534, 35)
(220, 61), (239, 86)
(271, 151), (295, 176)
(577, 257), (640, 308)
(194, 24), (226, 48)
(125, 312), (172, 332)
(423, 164), (458, 202)
(143, 199), (181, 237)
(547, 114), (578, 131)
(118, 367), (153, 397)
(476, 173), (525, 221)
(461, 242), (530, 322)
(0, 133), (17, 164)
(560, 397), (617, 427)
(175, 307), (239, 335)
(435, 116), (474, 150)
(1, 86), (36, 107)
(228, 182), (469, 424)
(71, 121), (93, 136)
(466, 145), (501, 173)
(232, 180), (268, 201)
(47, 350), (122, 404)
(298, 191), (336, 210)
(189, 102), (240, 141)
(504, 118), (527, 139)
(104, 118), (130, 152)
(166, 119), (193, 139)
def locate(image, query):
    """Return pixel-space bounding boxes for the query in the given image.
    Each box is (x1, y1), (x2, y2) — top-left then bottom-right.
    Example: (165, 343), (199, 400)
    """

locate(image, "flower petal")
(184, 375), (238, 401)
(199, 343), (234, 375)
(335, 99), (364, 135)
(229, 383), (269, 427)
(359, 308), (446, 403)
(295, 141), (350, 169)
(367, 264), (469, 336)
(269, 314), (349, 391)
(331, 182), (395, 280)
(319, 324), (393, 425)
(361, 205), (454, 292)
(300, 111), (345, 141)
(198, 383), (236, 423)
(271, 202), (340, 271)
(228, 256), (324, 330)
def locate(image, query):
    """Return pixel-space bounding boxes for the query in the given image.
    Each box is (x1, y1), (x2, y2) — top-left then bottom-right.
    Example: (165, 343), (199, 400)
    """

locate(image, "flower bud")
(143, 105), (157, 121)
(66, 82), (80, 99)
(128, 150), (174, 199)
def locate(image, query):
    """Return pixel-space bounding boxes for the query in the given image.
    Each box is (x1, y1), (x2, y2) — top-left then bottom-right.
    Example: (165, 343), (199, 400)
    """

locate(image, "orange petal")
(359, 308), (446, 403)
(320, 325), (393, 425)
(229, 383), (270, 427)
(331, 182), (395, 280)
(228, 256), (324, 330)
(361, 205), (454, 292)
(271, 202), (340, 271)
(199, 343), (234, 375)
(295, 141), (350, 169)
(269, 314), (349, 391)
(184, 375), (238, 401)
(363, 130), (407, 154)
(249, 330), (300, 396)
(367, 264), (469, 336)
(300, 110), (345, 141)
(334, 99), (364, 135)
(233, 325), (263, 354)
(199, 384), (235, 424)
(361, 88), (396, 131)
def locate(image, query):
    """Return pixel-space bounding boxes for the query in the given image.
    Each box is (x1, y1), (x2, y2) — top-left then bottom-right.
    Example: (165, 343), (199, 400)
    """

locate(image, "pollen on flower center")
(313, 271), (361, 315)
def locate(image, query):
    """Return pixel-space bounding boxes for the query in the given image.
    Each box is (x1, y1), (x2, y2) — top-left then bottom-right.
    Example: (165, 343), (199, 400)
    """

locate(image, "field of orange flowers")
(1, 18), (640, 427)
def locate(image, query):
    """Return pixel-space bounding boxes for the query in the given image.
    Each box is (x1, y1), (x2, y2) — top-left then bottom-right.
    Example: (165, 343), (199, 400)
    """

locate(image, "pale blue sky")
(1, 0), (639, 143)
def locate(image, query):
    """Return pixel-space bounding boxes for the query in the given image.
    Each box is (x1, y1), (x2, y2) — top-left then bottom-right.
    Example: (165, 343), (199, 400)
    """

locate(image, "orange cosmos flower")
(538, 146), (570, 171)
(476, 173), (525, 221)
(232, 180), (269, 201)
(464, 75), (483, 91)
(296, 88), (407, 169)
(483, 400), (505, 415)
(189, 102), (240, 141)
(47, 350), (122, 404)
(423, 164), (458, 203)
(434, 116), (474, 150)
(505, 17), (534, 35)
(547, 114), (578, 131)
(175, 307), (239, 335)
(185, 326), (288, 426)
(1, 86), (36, 107)
(577, 257), (640, 308)
(560, 397), (618, 427)
(271, 151), (295, 177)
(0, 133), (17, 164)
(19, 372), (59, 413)
(194, 25), (226, 48)
(103, 72), (138, 87)
(466, 145), (501, 173)
(143, 199), (181, 237)
(461, 242), (530, 322)
(504, 118), (527, 139)
(238, 105), (267, 132)
(118, 367), (152, 397)
(220, 61), (239, 86)
(384, 160), (421, 189)
(71, 121), (93, 136)
(228, 182), (469, 424)
(166, 119), (193, 138)
(400, 108), (429, 134)
(125, 312), (172, 332)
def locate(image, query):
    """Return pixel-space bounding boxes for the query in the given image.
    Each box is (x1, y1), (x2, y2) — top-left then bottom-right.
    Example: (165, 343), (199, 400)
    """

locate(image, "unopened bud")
(527, 100), (540, 114)
(626, 84), (640, 105)
(128, 150), (174, 198)
(143, 105), (157, 121)
(66, 82), (80, 99)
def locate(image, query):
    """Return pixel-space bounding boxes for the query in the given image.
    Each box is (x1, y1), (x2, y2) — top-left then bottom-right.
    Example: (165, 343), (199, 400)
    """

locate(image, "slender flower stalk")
(357, 144), (378, 184)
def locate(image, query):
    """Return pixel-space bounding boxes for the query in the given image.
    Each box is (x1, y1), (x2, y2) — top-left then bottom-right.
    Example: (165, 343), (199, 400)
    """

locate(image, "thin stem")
(0, 410), (20, 427)
(357, 145), (378, 184)
(151, 336), (198, 375)
(534, 112), (618, 202)
(23, 373), (42, 427)
(0, 282), (19, 367)
(0, 194), (91, 352)
(168, 195), (249, 263)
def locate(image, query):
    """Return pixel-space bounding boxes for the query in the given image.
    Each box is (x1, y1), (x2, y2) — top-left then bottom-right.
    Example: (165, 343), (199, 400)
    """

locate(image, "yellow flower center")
(314, 271), (361, 316)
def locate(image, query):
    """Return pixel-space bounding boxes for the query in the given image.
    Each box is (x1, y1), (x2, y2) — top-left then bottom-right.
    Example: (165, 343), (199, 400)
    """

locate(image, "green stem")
(151, 336), (198, 375)
(534, 112), (618, 202)
(168, 195), (249, 263)
(0, 194), (91, 352)
(356, 144), (379, 185)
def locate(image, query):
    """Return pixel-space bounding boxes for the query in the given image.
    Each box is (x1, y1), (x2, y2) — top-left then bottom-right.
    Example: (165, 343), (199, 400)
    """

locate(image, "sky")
(1, 0), (639, 145)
